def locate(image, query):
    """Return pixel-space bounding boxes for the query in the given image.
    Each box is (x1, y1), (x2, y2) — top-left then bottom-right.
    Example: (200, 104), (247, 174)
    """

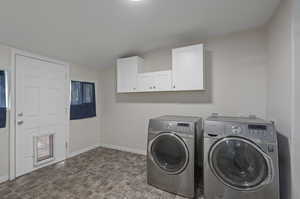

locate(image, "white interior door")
(15, 55), (69, 177)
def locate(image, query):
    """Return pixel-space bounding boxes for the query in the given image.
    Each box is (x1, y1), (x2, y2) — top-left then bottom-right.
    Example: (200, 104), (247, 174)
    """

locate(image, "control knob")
(232, 125), (242, 134)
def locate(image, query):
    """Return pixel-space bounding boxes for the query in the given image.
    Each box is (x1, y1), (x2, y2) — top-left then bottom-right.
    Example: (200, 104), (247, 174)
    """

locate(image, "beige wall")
(266, 0), (293, 198)
(291, 0), (300, 198)
(0, 45), (11, 180)
(69, 64), (102, 154)
(267, 0), (293, 139)
(99, 28), (268, 155)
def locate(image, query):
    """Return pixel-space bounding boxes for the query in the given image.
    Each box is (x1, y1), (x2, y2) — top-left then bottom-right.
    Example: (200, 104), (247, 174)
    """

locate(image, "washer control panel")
(204, 116), (276, 143)
(227, 123), (274, 141)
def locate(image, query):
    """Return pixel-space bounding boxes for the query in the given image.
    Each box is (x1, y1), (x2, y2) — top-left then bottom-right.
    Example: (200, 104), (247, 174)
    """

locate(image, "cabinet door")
(138, 73), (155, 92)
(154, 71), (172, 91)
(172, 44), (204, 91)
(117, 57), (141, 93)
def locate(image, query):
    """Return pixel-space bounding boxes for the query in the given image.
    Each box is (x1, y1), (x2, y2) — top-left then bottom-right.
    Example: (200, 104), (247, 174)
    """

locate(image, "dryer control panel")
(148, 116), (202, 139)
(164, 122), (194, 135)
(176, 123), (191, 133)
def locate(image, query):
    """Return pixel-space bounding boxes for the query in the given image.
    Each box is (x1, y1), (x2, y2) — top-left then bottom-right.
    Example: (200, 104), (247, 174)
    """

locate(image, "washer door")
(150, 132), (189, 174)
(209, 137), (272, 191)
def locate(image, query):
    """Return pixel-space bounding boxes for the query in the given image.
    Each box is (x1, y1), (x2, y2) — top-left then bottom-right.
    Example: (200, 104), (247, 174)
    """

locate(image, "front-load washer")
(203, 115), (280, 199)
(147, 115), (202, 198)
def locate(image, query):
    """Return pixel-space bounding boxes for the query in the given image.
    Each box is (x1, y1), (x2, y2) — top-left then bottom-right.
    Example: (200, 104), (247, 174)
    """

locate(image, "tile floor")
(0, 147), (202, 199)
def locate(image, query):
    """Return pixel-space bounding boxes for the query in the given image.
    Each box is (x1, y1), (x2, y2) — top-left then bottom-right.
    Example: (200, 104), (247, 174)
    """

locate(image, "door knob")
(17, 120), (24, 125)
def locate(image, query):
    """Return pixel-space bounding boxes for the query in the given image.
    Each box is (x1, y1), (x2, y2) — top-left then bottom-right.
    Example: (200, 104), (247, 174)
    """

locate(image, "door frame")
(9, 49), (70, 180)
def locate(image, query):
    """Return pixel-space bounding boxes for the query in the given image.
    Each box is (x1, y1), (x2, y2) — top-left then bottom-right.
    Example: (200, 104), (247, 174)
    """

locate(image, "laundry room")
(0, 0), (299, 199)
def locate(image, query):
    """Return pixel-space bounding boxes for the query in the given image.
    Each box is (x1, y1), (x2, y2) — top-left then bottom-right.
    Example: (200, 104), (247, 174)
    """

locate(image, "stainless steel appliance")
(147, 115), (202, 198)
(203, 115), (280, 199)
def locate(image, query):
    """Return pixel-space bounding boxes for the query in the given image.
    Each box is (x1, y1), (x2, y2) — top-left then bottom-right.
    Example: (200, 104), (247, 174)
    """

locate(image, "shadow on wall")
(115, 51), (213, 104)
(277, 132), (291, 199)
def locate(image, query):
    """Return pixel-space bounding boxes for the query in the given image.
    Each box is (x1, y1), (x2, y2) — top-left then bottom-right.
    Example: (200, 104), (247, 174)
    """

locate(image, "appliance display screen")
(248, 125), (267, 130)
(177, 123), (190, 127)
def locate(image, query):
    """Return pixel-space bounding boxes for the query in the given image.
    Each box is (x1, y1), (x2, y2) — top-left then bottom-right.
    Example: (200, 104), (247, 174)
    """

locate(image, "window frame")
(0, 70), (7, 128)
(70, 80), (96, 120)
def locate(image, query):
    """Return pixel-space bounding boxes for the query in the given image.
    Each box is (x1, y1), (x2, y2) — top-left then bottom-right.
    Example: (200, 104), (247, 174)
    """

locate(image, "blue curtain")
(0, 71), (6, 128)
(70, 81), (96, 120)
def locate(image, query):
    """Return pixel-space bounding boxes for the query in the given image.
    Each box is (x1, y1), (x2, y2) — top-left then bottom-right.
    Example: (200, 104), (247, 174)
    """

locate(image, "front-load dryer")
(147, 115), (202, 198)
(203, 115), (280, 199)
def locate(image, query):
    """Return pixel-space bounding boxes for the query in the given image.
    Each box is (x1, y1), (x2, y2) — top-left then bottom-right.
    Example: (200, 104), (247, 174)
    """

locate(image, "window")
(70, 81), (96, 120)
(0, 71), (6, 128)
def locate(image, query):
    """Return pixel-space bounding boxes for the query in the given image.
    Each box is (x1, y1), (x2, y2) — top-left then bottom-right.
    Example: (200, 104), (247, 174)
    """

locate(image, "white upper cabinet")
(138, 73), (154, 92)
(172, 44), (205, 91)
(116, 44), (205, 93)
(138, 70), (172, 92)
(153, 70), (172, 91)
(117, 56), (144, 93)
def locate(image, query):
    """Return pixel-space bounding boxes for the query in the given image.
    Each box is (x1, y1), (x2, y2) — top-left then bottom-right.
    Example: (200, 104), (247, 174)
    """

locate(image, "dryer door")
(149, 132), (189, 175)
(209, 137), (272, 191)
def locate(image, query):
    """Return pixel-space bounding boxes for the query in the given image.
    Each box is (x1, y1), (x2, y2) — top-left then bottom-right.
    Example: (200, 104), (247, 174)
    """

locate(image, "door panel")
(117, 57), (140, 93)
(154, 71), (172, 91)
(24, 86), (40, 116)
(137, 71), (172, 92)
(209, 137), (270, 190)
(16, 55), (68, 177)
(138, 73), (154, 92)
(172, 44), (204, 91)
(150, 133), (189, 174)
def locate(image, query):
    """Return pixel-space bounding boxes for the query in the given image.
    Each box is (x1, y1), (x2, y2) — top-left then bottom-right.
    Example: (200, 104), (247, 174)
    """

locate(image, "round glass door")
(150, 132), (189, 174)
(209, 137), (270, 190)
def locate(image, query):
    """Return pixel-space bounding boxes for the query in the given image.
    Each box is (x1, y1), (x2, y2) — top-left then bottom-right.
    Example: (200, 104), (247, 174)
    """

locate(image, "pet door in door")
(34, 134), (55, 166)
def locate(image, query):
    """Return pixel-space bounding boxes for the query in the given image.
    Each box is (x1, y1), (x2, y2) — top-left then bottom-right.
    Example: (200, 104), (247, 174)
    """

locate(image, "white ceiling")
(0, 0), (280, 68)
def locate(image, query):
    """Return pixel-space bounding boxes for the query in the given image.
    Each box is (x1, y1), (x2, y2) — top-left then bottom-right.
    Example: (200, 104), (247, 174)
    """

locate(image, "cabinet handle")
(173, 85), (176, 88)
(153, 86), (156, 89)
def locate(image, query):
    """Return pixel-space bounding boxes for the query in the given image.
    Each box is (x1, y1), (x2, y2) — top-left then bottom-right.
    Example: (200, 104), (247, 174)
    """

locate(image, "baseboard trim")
(68, 144), (100, 158)
(0, 175), (8, 184)
(100, 143), (146, 156)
